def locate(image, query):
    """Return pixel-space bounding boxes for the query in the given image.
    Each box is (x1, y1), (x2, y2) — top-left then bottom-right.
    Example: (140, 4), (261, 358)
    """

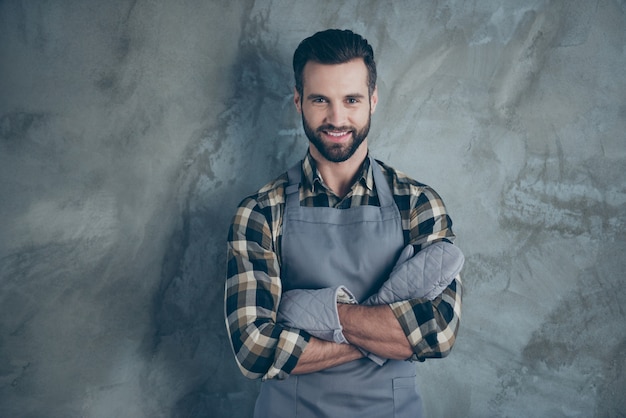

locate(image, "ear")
(370, 86), (378, 114)
(294, 87), (302, 113)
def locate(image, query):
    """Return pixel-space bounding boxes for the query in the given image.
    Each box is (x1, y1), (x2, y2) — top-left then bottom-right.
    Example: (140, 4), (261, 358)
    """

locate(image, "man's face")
(294, 59), (378, 163)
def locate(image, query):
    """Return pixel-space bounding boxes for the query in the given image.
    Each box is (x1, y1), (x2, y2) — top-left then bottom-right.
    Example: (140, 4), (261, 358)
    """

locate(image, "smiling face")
(294, 59), (378, 163)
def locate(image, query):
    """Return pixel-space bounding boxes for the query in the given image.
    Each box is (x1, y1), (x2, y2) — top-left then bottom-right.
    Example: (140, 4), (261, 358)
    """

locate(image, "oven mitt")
(364, 241), (464, 305)
(276, 285), (357, 344)
(277, 286), (389, 365)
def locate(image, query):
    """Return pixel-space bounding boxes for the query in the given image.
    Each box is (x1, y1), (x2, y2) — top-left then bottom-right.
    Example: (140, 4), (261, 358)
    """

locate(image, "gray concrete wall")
(1, 1), (624, 417)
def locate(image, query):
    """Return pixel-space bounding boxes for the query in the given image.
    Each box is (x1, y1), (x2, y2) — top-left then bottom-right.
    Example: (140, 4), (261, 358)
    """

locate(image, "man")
(225, 29), (463, 417)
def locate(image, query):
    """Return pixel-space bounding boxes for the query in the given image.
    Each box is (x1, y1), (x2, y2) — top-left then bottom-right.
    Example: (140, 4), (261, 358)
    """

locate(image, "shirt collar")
(301, 151), (374, 193)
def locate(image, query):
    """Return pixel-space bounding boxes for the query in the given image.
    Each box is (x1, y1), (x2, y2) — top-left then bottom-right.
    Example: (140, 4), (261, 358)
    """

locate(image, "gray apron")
(254, 156), (424, 418)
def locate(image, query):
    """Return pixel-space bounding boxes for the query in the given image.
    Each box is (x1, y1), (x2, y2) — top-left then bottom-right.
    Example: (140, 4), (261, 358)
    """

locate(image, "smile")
(322, 130), (352, 143)
(326, 131), (350, 137)
(319, 127), (354, 143)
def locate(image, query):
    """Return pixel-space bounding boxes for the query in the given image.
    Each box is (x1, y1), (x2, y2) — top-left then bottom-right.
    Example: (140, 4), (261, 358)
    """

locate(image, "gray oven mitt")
(277, 286), (387, 366)
(276, 285), (357, 344)
(364, 241), (464, 305)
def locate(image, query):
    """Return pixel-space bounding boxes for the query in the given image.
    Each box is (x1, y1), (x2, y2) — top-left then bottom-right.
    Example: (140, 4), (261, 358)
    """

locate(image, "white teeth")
(327, 131), (348, 137)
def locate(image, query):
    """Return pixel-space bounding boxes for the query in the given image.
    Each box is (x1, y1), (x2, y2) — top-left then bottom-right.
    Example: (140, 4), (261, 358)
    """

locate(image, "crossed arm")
(284, 240), (464, 373)
(292, 304), (412, 375)
(225, 187), (462, 380)
(226, 233), (462, 380)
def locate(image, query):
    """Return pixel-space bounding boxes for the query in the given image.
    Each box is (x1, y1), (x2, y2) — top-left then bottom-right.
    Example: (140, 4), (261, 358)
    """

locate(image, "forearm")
(338, 304), (414, 360)
(292, 336), (364, 375)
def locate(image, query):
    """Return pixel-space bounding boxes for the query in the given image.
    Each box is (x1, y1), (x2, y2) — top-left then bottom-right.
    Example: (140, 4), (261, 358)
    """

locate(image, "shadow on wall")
(151, 37), (301, 418)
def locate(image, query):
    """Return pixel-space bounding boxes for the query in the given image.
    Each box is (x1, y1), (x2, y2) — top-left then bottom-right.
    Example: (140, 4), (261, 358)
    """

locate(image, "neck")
(310, 141), (368, 198)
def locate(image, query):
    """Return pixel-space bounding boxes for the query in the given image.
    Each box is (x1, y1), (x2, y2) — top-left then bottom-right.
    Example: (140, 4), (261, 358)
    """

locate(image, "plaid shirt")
(225, 152), (462, 380)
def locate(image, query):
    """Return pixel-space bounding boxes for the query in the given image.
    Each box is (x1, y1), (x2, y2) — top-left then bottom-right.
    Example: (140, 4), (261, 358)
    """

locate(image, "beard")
(302, 113), (372, 163)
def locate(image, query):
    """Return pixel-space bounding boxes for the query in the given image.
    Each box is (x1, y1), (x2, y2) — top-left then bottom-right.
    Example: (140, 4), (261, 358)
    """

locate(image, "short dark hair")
(293, 29), (377, 97)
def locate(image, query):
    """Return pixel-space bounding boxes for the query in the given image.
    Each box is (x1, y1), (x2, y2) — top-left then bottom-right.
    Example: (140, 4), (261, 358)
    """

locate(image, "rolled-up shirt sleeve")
(224, 197), (310, 380)
(390, 276), (462, 361)
(390, 183), (463, 361)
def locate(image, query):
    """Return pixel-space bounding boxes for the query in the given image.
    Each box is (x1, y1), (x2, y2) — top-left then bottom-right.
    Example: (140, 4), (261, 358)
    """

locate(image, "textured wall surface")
(1, 1), (624, 417)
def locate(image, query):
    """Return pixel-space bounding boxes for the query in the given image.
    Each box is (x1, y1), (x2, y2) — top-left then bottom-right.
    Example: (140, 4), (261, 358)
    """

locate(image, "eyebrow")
(306, 93), (367, 100)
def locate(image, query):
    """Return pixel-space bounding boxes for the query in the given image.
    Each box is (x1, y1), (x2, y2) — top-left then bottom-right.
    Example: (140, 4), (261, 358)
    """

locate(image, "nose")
(325, 102), (348, 127)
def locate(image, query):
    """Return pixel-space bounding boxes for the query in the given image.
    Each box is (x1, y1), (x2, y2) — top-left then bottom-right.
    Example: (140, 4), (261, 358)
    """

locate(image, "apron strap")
(370, 157), (394, 208)
(285, 162), (302, 209)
